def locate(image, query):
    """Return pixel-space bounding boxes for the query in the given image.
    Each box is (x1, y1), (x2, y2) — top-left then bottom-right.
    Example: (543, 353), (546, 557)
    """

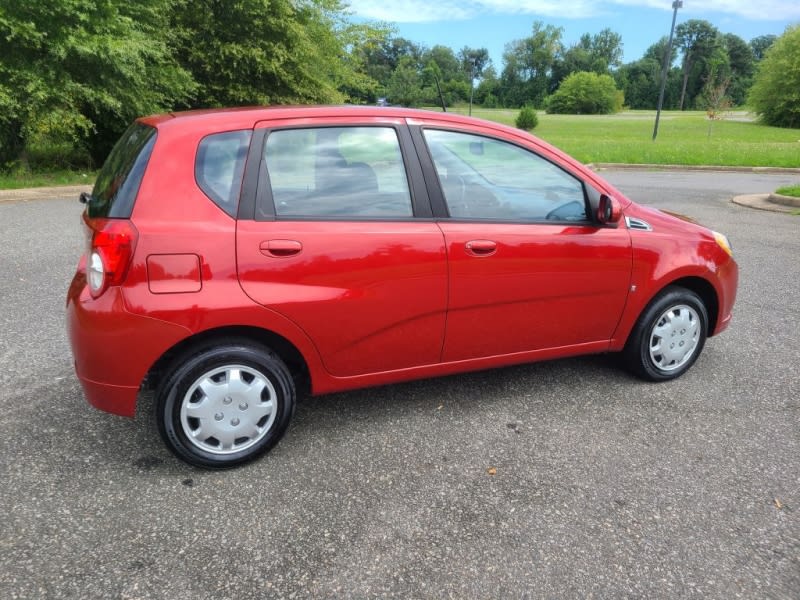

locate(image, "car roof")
(138, 105), (519, 137)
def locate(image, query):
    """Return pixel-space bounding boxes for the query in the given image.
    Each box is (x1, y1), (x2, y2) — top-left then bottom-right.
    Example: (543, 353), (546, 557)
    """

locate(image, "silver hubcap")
(649, 304), (701, 372)
(180, 365), (277, 455)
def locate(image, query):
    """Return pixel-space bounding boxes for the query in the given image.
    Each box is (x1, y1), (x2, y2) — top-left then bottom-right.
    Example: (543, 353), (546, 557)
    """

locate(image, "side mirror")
(597, 194), (622, 225)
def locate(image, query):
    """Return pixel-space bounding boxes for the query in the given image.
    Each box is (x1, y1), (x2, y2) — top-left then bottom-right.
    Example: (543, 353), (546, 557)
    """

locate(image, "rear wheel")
(623, 286), (708, 381)
(156, 341), (295, 468)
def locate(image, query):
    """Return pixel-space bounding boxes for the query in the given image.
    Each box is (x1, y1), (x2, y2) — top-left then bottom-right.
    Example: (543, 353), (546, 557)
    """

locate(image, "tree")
(722, 33), (754, 106)
(675, 20), (720, 110)
(0, 0), (195, 165)
(500, 22), (563, 107)
(551, 28), (623, 92)
(547, 72), (623, 114)
(749, 25), (800, 128)
(750, 35), (777, 61)
(171, 0), (357, 108)
(615, 37), (680, 109)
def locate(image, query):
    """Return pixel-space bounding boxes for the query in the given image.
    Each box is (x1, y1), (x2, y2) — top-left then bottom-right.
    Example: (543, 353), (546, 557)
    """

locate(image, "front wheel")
(156, 341), (295, 468)
(623, 286), (708, 381)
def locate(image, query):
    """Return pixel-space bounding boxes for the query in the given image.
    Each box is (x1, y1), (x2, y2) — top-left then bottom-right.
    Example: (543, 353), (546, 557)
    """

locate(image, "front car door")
(413, 126), (633, 362)
(236, 118), (447, 377)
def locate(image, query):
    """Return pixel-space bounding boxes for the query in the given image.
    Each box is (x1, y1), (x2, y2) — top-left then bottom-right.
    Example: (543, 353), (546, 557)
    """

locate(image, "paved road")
(1, 172), (798, 599)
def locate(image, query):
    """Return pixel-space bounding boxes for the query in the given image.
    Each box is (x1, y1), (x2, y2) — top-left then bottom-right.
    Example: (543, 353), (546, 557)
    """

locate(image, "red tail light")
(83, 216), (138, 298)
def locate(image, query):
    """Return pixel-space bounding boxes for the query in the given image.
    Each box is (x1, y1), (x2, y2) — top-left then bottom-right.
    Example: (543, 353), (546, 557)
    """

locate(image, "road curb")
(0, 184), (92, 204)
(589, 163), (800, 175)
(731, 193), (799, 214)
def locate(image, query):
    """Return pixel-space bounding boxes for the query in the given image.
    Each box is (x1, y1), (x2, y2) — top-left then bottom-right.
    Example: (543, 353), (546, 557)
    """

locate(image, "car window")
(423, 129), (587, 222)
(263, 127), (413, 218)
(196, 130), (252, 218)
(88, 123), (156, 219)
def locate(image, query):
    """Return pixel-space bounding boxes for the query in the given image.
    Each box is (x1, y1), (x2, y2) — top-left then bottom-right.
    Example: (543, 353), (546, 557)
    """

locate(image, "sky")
(345, 1), (800, 68)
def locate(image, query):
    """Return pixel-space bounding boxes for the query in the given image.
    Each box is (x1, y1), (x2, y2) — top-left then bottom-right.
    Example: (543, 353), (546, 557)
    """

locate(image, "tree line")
(0, 0), (793, 171)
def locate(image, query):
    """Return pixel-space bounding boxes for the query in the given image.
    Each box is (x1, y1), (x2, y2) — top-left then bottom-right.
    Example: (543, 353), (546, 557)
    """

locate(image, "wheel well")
(144, 326), (310, 396)
(666, 276), (719, 335)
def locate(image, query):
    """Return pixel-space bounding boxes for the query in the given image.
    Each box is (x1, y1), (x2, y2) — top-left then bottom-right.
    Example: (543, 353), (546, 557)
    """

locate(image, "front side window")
(264, 127), (413, 218)
(423, 129), (587, 222)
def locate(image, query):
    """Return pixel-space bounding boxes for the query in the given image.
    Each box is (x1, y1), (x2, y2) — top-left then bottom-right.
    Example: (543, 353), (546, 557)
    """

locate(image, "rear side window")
(88, 123), (156, 218)
(196, 130), (252, 217)
(263, 126), (413, 219)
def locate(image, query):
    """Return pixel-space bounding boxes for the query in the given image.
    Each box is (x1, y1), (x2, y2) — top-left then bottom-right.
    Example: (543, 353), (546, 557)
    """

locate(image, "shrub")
(547, 71), (623, 115)
(515, 106), (539, 131)
(749, 25), (800, 128)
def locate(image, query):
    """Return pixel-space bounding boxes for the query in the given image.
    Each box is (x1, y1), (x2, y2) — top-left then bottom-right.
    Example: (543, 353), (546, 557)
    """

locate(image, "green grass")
(0, 169), (95, 190)
(435, 108), (800, 168)
(776, 185), (800, 197)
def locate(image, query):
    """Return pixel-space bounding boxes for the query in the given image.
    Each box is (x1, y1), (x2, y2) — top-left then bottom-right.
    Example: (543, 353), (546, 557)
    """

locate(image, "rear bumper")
(66, 271), (190, 417)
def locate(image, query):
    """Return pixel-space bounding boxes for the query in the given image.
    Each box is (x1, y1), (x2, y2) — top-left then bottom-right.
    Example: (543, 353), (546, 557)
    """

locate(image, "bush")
(546, 72), (623, 115)
(515, 106), (539, 131)
(749, 25), (800, 128)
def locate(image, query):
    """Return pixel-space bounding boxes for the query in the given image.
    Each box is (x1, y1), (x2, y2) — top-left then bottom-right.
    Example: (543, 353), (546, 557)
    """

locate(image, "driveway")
(1, 171), (798, 599)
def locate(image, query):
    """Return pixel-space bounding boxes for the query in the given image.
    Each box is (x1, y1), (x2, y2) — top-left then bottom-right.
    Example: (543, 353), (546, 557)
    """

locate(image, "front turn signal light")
(713, 231), (733, 257)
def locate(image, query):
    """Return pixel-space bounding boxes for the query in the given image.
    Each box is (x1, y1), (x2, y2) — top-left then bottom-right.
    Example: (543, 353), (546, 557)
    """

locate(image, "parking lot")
(1, 170), (798, 598)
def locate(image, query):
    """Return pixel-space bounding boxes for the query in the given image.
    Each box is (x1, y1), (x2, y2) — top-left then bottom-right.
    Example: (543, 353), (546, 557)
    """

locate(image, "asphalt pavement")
(0, 171), (798, 599)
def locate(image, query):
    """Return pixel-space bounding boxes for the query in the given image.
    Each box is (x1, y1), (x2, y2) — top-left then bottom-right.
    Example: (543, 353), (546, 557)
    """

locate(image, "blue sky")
(346, 1), (800, 68)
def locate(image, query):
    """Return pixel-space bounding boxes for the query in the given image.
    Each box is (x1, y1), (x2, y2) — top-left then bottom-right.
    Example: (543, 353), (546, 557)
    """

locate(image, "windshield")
(88, 123), (157, 218)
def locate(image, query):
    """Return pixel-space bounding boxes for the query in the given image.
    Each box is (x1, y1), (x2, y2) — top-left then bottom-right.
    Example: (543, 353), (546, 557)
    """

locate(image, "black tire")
(156, 340), (295, 469)
(623, 286), (708, 382)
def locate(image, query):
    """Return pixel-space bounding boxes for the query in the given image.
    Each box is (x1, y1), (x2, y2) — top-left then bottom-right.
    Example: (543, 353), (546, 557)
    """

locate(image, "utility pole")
(653, 1), (682, 141)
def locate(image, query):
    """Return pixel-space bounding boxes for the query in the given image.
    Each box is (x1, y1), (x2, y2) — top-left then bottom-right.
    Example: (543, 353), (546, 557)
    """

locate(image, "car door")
(236, 118), (448, 377)
(413, 126), (633, 362)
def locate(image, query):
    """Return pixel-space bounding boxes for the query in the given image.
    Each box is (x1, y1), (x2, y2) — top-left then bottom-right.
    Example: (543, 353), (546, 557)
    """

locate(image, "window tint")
(264, 127), (413, 218)
(196, 130), (252, 217)
(88, 123), (156, 218)
(423, 129), (587, 222)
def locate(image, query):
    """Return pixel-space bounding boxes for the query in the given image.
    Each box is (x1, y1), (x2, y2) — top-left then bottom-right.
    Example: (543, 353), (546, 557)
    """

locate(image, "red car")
(67, 106), (738, 468)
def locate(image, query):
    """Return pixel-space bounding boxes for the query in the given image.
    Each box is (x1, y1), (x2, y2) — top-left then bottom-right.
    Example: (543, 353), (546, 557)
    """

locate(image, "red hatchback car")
(67, 106), (738, 468)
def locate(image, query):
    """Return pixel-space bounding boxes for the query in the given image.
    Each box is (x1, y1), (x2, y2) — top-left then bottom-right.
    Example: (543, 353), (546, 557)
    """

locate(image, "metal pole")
(653, 1), (682, 141)
(469, 59), (475, 116)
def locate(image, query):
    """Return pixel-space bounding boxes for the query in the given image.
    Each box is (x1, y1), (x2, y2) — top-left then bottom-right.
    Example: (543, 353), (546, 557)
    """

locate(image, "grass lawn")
(438, 108), (800, 168)
(776, 185), (800, 197)
(0, 169), (95, 190)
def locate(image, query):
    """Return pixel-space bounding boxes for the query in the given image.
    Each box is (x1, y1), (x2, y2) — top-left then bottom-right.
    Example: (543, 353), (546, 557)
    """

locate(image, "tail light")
(83, 215), (138, 298)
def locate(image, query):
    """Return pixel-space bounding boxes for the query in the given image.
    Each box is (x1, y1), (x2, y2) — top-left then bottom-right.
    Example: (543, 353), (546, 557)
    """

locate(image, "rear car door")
(414, 126), (633, 362)
(236, 117), (448, 377)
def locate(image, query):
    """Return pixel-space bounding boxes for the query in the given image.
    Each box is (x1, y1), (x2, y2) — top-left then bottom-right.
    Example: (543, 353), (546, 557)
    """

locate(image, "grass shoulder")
(436, 107), (800, 168)
(0, 169), (95, 190)
(776, 185), (800, 198)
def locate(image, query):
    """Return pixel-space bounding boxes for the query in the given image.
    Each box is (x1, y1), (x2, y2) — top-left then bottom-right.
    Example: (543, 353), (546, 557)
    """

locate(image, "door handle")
(260, 239), (303, 258)
(465, 239), (497, 256)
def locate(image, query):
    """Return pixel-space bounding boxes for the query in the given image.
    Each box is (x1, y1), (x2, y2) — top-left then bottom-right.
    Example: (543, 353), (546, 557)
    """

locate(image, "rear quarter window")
(88, 123), (156, 218)
(196, 130), (252, 217)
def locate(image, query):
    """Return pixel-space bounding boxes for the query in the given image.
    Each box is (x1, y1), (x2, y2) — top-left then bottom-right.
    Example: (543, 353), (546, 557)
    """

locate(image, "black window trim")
(243, 122), (433, 222)
(409, 124), (599, 226)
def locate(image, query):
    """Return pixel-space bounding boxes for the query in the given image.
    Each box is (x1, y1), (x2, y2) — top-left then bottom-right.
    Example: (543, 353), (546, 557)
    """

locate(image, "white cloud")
(345, 0), (800, 23)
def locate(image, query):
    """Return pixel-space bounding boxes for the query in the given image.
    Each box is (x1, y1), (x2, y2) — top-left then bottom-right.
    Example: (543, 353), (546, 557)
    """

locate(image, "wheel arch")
(144, 325), (311, 397)
(665, 276), (719, 336)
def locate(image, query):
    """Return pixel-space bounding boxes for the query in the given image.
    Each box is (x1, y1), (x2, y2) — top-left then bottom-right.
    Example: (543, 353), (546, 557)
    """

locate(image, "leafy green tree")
(722, 33), (754, 106)
(750, 35), (777, 61)
(0, 0), (195, 165)
(675, 20), (720, 110)
(546, 72), (623, 114)
(500, 22), (563, 107)
(171, 0), (357, 108)
(749, 25), (800, 128)
(387, 57), (423, 106)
